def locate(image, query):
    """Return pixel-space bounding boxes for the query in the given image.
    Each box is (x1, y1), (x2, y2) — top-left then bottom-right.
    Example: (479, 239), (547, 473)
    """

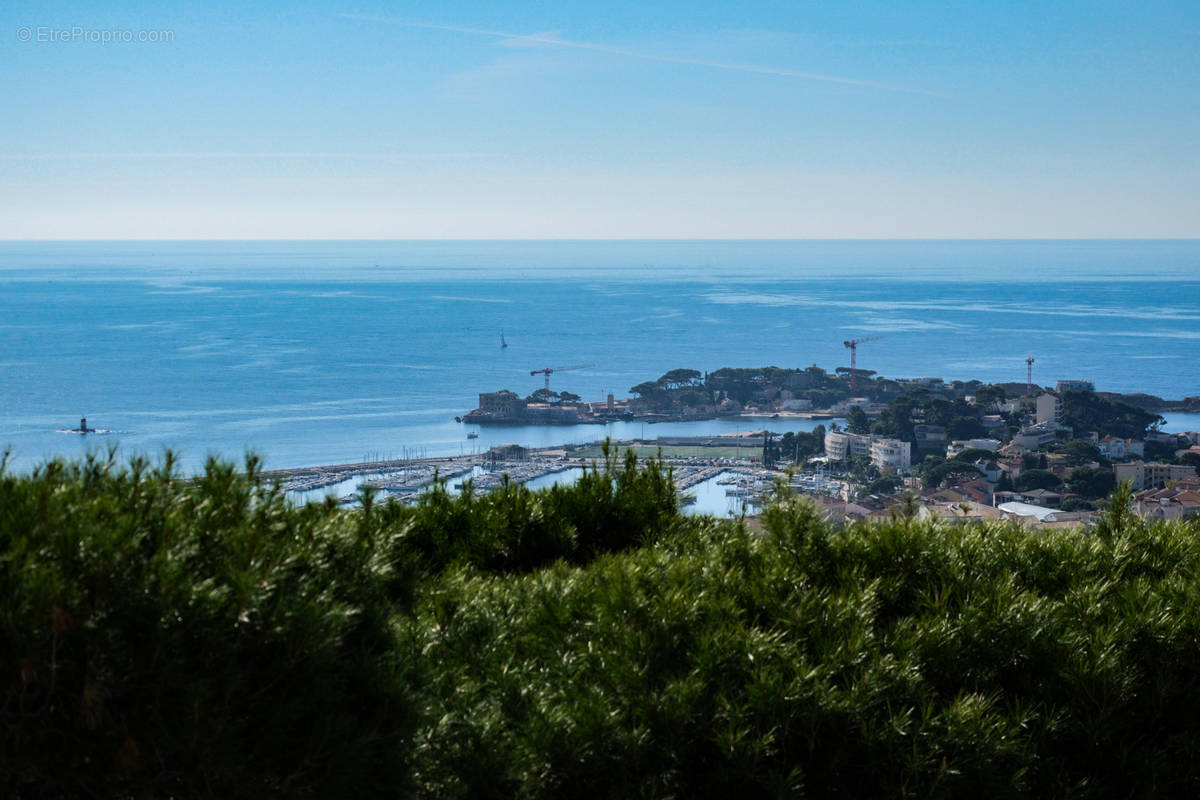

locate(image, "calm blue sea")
(1, 240), (1197, 473)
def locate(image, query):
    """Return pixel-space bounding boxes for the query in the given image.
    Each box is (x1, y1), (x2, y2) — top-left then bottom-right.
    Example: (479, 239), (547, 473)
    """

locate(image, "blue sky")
(1, 1), (1197, 238)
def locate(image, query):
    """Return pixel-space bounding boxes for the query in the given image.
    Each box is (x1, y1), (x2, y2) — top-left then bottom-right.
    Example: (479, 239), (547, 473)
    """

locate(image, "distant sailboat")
(500, 330), (508, 348)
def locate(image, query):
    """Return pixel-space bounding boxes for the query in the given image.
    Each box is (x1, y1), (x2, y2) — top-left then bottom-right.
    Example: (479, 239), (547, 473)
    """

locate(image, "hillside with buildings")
(466, 366), (1194, 427)
(461, 367), (1199, 527)
(814, 379), (1199, 526)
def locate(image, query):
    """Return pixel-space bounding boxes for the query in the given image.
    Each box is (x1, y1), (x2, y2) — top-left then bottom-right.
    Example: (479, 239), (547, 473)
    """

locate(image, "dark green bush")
(392, 475), (577, 575)
(0, 444), (680, 796)
(8, 447), (1200, 798)
(0, 452), (413, 798)
(394, 442), (677, 574)
(405, 487), (1200, 798)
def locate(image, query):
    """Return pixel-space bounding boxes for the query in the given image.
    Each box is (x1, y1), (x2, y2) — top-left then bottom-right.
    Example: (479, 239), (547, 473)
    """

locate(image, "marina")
(268, 438), (841, 517)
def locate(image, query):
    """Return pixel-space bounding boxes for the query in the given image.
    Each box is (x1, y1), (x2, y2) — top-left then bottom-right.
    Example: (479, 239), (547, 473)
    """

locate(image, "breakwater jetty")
(263, 455), (466, 495)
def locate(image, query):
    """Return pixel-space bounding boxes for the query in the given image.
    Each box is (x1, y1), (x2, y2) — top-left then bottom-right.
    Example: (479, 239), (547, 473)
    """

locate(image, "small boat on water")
(58, 417), (114, 435)
(467, 431), (479, 439)
(500, 330), (508, 348)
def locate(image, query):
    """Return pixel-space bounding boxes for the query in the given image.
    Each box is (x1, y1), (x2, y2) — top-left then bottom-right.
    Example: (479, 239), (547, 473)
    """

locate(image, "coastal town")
(274, 362), (1200, 528)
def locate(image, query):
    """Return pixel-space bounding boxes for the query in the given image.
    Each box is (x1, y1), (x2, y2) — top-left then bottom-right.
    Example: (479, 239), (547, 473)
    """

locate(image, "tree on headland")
(657, 368), (702, 390)
(805, 389), (845, 410)
(1061, 390), (1162, 439)
(629, 381), (673, 410)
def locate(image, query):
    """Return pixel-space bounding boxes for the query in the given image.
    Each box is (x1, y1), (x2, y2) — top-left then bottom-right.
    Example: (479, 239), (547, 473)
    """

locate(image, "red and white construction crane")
(530, 363), (595, 393)
(842, 336), (882, 397)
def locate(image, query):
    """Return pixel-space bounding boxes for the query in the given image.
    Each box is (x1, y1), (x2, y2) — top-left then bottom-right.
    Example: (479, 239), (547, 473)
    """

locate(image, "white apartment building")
(869, 438), (913, 470)
(825, 431), (911, 470)
(824, 431), (871, 461)
(1036, 393), (1063, 426)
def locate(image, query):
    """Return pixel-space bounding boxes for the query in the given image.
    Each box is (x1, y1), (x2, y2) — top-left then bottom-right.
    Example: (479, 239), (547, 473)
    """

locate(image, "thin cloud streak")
(0, 152), (493, 161)
(340, 13), (943, 97)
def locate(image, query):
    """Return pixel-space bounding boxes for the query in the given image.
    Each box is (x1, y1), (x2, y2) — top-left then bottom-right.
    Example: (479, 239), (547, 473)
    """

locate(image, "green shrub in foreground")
(0, 444), (680, 796)
(393, 442), (678, 574)
(0, 451), (413, 798)
(406, 485), (1200, 798)
(8, 448), (1200, 798)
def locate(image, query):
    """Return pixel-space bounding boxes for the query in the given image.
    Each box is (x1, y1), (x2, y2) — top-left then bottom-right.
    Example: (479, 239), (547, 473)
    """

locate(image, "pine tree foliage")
(4, 446), (1200, 797)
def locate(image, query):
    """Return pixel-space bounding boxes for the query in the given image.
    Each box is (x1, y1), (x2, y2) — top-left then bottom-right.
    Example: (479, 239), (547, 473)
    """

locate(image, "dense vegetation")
(1, 452), (415, 797)
(0, 446), (675, 798)
(6, 448), (1200, 797)
(1061, 390), (1163, 441)
(628, 365), (985, 414)
(767, 426), (826, 465)
(919, 452), (986, 489)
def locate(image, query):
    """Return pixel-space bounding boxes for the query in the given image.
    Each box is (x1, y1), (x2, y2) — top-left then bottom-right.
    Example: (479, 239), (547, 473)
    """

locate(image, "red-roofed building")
(1134, 487), (1200, 520)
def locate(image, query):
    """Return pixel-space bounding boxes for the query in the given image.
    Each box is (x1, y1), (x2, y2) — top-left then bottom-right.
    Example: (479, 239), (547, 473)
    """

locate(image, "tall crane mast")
(530, 363), (595, 393)
(842, 336), (882, 397)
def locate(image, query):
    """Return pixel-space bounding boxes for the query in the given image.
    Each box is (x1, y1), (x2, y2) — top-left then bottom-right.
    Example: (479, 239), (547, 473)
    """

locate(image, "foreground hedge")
(408, 486), (1200, 797)
(5, 450), (1200, 797)
(0, 452), (415, 797)
(0, 447), (677, 797)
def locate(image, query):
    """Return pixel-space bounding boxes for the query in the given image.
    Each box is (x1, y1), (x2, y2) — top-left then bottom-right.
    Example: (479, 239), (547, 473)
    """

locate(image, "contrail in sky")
(340, 13), (943, 97)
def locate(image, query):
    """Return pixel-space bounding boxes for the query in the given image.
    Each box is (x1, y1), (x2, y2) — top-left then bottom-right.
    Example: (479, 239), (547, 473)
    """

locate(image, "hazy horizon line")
(1, 237), (1197, 243)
